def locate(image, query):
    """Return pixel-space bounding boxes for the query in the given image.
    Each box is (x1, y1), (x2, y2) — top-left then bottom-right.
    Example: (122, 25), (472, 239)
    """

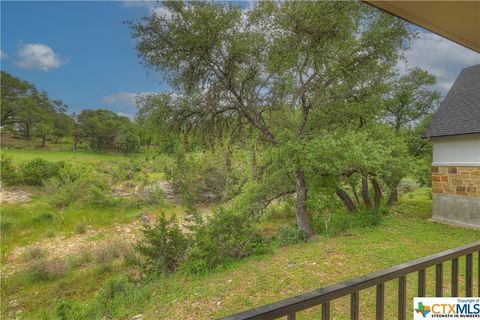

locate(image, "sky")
(1, 1), (479, 119)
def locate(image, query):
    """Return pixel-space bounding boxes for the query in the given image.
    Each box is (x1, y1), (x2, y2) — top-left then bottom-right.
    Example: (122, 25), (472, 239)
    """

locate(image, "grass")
(2, 148), (138, 164)
(2, 187), (479, 319)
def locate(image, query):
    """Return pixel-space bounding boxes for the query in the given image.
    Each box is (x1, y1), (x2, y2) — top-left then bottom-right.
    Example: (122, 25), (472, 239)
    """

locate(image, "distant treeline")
(1, 71), (145, 153)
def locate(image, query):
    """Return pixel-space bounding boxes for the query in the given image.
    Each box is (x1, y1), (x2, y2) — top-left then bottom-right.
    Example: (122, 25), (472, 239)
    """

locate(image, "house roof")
(423, 64), (480, 138)
(363, 1), (480, 53)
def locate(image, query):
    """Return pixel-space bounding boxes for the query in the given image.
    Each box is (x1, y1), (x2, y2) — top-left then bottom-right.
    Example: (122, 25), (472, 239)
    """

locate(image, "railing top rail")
(220, 241), (480, 320)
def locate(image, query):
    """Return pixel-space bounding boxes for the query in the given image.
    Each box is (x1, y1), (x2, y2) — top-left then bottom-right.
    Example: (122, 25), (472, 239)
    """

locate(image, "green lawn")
(2, 188), (479, 319)
(3, 148), (139, 163)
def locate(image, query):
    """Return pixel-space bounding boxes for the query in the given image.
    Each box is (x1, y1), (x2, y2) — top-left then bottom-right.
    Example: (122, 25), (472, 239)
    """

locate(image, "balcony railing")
(220, 241), (480, 320)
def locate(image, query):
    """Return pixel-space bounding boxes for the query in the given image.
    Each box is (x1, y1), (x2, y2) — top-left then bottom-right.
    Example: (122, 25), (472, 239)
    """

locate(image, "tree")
(76, 109), (140, 152)
(384, 68), (441, 133)
(131, 1), (413, 236)
(1, 71), (73, 146)
(381, 68), (440, 203)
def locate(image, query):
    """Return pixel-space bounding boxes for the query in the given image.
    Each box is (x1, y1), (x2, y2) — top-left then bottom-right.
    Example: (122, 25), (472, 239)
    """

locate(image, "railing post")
(451, 258), (458, 296)
(466, 253), (472, 296)
(376, 283), (384, 320)
(435, 263), (443, 297)
(287, 313), (296, 320)
(321, 302), (330, 320)
(398, 276), (406, 320)
(418, 269), (426, 297)
(350, 292), (359, 320)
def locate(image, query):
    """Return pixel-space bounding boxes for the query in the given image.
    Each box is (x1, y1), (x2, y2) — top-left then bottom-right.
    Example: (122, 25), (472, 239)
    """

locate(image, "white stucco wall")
(432, 133), (480, 166)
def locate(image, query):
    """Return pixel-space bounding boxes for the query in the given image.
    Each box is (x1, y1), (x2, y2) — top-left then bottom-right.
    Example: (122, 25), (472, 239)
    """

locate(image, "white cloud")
(116, 112), (135, 120)
(16, 43), (66, 71)
(0, 50), (6, 60)
(122, 1), (172, 20)
(102, 91), (152, 107)
(401, 32), (480, 95)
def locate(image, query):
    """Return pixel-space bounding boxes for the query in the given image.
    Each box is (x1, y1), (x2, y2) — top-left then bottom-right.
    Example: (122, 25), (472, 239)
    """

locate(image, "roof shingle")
(423, 64), (480, 138)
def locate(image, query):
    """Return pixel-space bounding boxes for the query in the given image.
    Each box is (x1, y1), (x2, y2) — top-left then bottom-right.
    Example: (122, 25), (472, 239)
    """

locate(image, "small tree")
(137, 214), (188, 274)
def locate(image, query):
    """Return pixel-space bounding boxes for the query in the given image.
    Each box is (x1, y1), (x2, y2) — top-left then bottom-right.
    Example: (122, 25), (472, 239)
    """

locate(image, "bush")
(56, 299), (81, 320)
(165, 151), (236, 204)
(125, 185), (165, 209)
(28, 258), (68, 281)
(45, 163), (112, 207)
(75, 223), (86, 234)
(33, 212), (55, 223)
(276, 224), (309, 246)
(23, 246), (47, 261)
(136, 214), (188, 274)
(97, 276), (133, 302)
(398, 177), (420, 195)
(0, 153), (19, 185)
(185, 208), (269, 273)
(19, 158), (62, 186)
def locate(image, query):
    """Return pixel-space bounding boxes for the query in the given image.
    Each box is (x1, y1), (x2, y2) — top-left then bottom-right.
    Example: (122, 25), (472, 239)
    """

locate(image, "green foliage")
(276, 224), (309, 246)
(56, 299), (81, 320)
(44, 163), (112, 207)
(19, 158), (62, 186)
(165, 150), (236, 204)
(75, 223), (86, 234)
(0, 153), (19, 185)
(311, 208), (384, 236)
(76, 109), (141, 153)
(185, 208), (269, 273)
(1, 71), (73, 145)
(137, 214), (188, 274)
(28, 258), (68, 281)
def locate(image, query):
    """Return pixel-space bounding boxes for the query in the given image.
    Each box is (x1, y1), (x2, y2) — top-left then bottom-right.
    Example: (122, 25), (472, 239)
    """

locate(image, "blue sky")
(1, 1), (479, 119)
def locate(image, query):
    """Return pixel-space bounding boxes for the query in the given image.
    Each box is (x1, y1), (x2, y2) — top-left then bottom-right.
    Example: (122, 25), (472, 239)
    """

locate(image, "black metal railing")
(220, 241), (480, 320)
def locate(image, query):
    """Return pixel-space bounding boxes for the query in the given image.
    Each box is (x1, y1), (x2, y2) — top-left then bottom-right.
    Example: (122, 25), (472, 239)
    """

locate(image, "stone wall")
(431, 166), (480, 197)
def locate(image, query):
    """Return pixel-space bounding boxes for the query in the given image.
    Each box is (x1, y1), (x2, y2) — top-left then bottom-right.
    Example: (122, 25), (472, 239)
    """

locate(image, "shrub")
(165, 151), (235, 204)
(398, 177), (420, 195)
(276, 224), (309, 246)
(136, 214), (188, 274)
(45, 163), (112, 207)
(56, 299), (81, 320)
(185, 208), (269, 273)
(33, 212), (55, 223)
(98, 276), (132, 301)
(0, 153), (19, 185)
(23, 246), (47, 261)
(125, 185), (165, 209)
(75, 223), (86, 234)
(19, 158), (62, 186)
(28, 258), (68, 281)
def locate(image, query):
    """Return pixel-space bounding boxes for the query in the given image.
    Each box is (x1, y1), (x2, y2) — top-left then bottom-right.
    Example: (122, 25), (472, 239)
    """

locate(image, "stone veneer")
(431, 166), (480, 197)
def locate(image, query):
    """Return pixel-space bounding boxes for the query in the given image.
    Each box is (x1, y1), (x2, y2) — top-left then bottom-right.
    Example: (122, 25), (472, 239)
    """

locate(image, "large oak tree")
(131, 1), (413, 235)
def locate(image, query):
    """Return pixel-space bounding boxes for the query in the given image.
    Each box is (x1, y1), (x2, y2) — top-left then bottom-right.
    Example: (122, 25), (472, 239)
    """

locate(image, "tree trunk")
(41, 134), (46, 147)
(349, 181), (360, 205)
(361, 174), (372, 209)
(224, 145), (232, 174)
(295, 169), (314, 237)
(387, 182), (399, 207)
(24, 123), (30, 139)
(336, 188), (357, 213)
(370, 178), (382, 209)
(73, 135), (79, 151)
(251, 144), (259, 182)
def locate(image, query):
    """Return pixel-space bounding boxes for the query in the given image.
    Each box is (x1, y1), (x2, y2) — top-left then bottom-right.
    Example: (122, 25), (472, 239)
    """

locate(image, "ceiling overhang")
(363, 1), (480, 53)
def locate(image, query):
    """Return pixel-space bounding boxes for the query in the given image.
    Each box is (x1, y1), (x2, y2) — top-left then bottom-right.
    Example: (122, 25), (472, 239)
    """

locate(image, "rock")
(10, 300), (18, 307)
(132, 314), (143, 320)
(124, 227), (131, 233)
